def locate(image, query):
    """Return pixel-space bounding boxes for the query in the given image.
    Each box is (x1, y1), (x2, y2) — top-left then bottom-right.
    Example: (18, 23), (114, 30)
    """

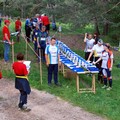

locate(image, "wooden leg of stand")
(76, 74), (79, 93)
(92, 74), (96, 94)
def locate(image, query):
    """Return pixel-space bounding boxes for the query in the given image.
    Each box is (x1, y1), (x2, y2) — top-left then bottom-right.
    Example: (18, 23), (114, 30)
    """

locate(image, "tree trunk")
(103, 20), (109, 35)
(94, 17), (100, 35)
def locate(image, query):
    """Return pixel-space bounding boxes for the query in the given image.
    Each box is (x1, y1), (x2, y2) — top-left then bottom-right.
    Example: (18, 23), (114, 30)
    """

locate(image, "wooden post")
(39, 49), (42, 85)
(12, 39), (14, 63)
(76, 74), (80, 93)
(26, 39), (27, 60)
(92, 74), (96, 94)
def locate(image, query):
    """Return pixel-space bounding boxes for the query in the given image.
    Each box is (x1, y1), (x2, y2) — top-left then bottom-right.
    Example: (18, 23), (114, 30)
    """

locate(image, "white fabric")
(92, 44), (104, 57)
(101, 51), (113, 69)
(84, 38), (95, 52)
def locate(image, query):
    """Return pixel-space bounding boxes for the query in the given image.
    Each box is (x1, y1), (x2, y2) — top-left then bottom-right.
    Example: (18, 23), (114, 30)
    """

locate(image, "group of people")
(84, 33), (113, 90)
(1, 14), (60, 111)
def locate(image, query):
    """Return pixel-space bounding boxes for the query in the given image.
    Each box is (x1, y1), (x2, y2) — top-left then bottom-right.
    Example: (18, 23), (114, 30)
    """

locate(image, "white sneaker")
(102, 85), (107, 89)
(107, 87), (112, 90)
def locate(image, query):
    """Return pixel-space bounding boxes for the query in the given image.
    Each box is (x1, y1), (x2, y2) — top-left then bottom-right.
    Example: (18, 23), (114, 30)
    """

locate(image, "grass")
(0, 21), (120, 120)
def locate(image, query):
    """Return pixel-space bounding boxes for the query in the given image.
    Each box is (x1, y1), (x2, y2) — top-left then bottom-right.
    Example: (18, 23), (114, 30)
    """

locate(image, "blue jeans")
(4, 42), (10, 62)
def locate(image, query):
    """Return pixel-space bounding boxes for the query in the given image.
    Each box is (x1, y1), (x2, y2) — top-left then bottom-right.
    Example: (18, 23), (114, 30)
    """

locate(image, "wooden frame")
(60, 63), (96, 94)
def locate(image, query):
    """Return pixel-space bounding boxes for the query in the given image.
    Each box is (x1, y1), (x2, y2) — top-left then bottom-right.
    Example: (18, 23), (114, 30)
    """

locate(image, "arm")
(37, 37), (40, 48)
(87, 51), (94, 61)
(94, 57), (102, 64)
(5, 33), (11, 44)
(45, 54), (49, 66)
(110, 58), (113, 71)
(84, 33), (87, 43)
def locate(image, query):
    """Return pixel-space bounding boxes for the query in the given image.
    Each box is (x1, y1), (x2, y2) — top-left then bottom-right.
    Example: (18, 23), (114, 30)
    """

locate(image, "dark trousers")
(18, 90), (27, 108)
(94, 57), (103, 82)
(85, 52), (93, 62)
(25, 26), (31, 42)
(48, 64), (58, 84)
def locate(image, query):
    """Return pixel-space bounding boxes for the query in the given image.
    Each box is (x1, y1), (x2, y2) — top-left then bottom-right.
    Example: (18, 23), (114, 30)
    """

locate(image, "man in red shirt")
(15, 17), (22, 42)
(41, 14), (50, 34)
(2, 20), (12, 63)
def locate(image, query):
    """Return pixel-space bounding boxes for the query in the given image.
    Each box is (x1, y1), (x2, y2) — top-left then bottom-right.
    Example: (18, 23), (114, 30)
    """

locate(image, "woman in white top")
(84, 33), (95, 61)
(87, 39), (104, 83)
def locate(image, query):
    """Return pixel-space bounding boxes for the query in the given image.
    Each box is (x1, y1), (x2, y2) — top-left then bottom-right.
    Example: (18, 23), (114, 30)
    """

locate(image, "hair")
(17, 17), (20, 20)
(51, 37), (56, 41)
(105, 43), (111, 49)
(17, 53), (24, 60)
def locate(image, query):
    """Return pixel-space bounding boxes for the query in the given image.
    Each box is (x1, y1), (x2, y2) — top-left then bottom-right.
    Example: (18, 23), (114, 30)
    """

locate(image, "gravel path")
(0, 78), (106, 120)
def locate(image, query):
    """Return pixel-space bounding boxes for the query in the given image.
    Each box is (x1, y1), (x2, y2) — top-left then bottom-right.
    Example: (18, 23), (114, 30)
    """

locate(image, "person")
(87, 39), (104, 83)
(15, 17), (22, 42)
(84, 33), (95, 61)
(41, 14), (50, 34)
(37, 25), (48, 62)
(33, 24), (40, 55)
(93, 32), (99, 45)
(52, 21), (57, 31)
(2, 20), (12, 63)
(12, 53), (31, 111)
(25, 17), (31, 42)
(93, 43), (113, 90)
(45, 37), (60, 86)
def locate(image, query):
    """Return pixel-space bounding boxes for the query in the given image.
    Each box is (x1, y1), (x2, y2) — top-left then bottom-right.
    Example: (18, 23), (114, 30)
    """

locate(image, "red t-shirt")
(15, 20), (22, 30)
(2, 25), (10, 40)
(41, 16), (50, 26)
(12, 62), (28, 76)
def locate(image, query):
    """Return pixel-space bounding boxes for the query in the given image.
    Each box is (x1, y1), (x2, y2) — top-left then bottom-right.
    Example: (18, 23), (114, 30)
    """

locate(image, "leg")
(54, 64), (58, 84)
(4, 43), (10, 62)
(106, 69), (112, 88)
(48, 64), (53, 84)
(19, 90), (27, 108)
(102, 69), (108, 88)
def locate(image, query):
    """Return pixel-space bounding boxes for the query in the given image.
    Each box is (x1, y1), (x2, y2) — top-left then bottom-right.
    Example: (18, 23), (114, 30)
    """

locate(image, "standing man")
(41, 14), (50, 34)
(2, 20), (12, 63)
(45, 38), (60, 86)
(37, 26), (48, 62)
(25, 17), (31, 42)
(15, 17), (22, 42)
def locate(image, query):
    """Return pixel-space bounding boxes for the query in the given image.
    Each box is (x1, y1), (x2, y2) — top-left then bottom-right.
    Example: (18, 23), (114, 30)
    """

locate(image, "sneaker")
(102, 85), (107, 89)
(19, 107), (31, 112)
(55, 83), (62, 87)
(107, 87), (112, 91)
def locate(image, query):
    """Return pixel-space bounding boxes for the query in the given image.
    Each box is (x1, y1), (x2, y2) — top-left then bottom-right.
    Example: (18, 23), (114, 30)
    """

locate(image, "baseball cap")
(98, 39), (103, 44)
(4, 20), (10, 24)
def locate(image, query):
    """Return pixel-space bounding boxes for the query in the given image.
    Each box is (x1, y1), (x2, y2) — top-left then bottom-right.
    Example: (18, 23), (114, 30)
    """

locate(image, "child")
(12, 53), (31, 111)
(94, 43), (113, 90)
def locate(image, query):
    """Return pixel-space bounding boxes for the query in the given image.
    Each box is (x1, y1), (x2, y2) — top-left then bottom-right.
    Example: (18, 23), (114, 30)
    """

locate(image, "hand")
(109, 67), (112, 71)
(9, 41), (12, 45)
(85, 33), (87, 37)
(92, 61), (96, 65)
(46, 62), (49, 67)
(38, 44), (41, 48)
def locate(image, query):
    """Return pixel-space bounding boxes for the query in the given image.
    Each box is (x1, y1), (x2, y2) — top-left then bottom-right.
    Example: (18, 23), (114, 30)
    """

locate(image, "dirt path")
(0, 78), (106, 120)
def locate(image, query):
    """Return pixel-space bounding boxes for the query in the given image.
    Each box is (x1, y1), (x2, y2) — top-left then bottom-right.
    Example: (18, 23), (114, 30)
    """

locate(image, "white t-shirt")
(101, 51), (113, 69)
(92, 44), (104, 57)
(84, 38), (95, 52)
(45, 45), (59, 64)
